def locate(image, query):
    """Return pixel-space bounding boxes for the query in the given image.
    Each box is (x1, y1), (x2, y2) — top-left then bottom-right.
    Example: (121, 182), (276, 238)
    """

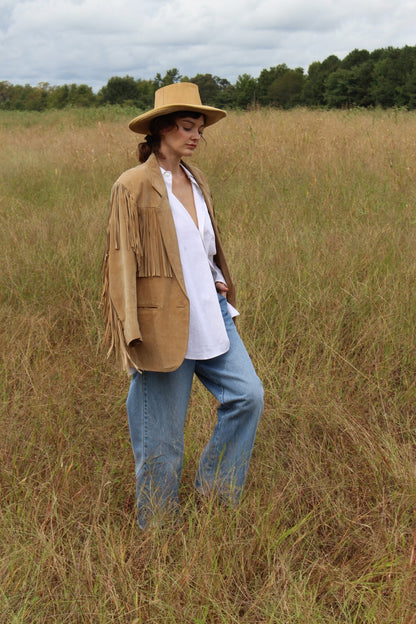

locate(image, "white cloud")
(1, 0), (415, 89)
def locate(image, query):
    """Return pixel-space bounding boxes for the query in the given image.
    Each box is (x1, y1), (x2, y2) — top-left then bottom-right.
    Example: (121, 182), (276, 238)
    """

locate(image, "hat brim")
(129, 104), (226, 135)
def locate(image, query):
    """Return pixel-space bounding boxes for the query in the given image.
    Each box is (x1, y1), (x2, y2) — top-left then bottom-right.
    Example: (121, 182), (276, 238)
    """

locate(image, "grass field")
(1, 106), (416, 623)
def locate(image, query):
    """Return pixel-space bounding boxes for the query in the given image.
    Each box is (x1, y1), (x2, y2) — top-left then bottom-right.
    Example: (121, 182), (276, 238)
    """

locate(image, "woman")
(102, 82), (263, 529)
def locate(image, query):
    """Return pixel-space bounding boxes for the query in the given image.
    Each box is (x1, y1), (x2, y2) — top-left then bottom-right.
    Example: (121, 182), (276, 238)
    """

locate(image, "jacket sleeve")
(102, 182), (142, 369)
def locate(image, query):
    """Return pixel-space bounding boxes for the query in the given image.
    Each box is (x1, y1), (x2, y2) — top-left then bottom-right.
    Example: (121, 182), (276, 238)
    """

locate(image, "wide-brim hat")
(129, 82), (226, 135)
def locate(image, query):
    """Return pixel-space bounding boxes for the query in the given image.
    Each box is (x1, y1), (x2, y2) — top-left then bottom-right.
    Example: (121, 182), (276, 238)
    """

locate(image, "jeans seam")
(206, 385), (226, 476)
(143, 373), (148, 463)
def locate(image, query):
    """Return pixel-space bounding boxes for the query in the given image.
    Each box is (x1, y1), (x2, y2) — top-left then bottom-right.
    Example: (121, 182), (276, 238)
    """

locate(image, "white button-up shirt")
(161, 165), (238, 360)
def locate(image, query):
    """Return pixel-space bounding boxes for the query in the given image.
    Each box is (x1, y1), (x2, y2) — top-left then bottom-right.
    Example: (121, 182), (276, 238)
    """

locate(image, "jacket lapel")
(184, 162), (223, 251)
(184, 162), (215, 218)
(144, 155), (187, 294)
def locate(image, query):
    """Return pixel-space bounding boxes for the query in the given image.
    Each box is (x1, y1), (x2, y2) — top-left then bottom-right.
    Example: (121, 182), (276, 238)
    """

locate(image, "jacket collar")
(143, 153), (212, 208)
(143, 152), (167, 197)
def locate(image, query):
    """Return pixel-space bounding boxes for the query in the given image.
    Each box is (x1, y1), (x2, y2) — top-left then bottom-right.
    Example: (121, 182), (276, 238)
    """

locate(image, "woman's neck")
(156, 151), (182, 175)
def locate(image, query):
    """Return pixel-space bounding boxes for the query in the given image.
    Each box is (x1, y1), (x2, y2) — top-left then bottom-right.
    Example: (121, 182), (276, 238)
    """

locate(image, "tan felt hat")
(129, 82), (226, 134)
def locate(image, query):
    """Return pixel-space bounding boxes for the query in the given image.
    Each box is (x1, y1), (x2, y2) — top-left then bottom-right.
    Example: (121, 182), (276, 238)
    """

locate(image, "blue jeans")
(126, 295), (263, 529)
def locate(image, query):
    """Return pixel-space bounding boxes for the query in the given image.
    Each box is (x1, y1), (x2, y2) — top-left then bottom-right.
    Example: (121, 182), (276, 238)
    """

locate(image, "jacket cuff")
(124, 320), (142, 346)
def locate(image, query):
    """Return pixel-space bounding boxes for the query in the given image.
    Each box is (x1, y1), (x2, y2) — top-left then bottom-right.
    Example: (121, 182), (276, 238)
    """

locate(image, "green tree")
(234, 73), (257, 108)
(303, 55), (341, 105)
(325, 69), (353, 107)
(213, 82), (235, 108)
(189, 73), (234, 107)
(68, 84), (95, 107)
(257, 65), (290, 105)
(154, 68), (182, 88)
(0, 81), (13, 109)
(325, 60), (375, 109)
(47, 84), (70, 109)
(371, 57), (398, 107)
(189, 73), (221, 105)
(22, 83), (49, 111)
(403, 67), (416, 108)
(341, 48), (370, 70)
(269, 68), (305, 108)
(389, 45), (416, 106)
(98, 75), (139, 105)
(7, 84), (27, 109)
(135, 79), (155, 109)
(350, 61), (375, 106)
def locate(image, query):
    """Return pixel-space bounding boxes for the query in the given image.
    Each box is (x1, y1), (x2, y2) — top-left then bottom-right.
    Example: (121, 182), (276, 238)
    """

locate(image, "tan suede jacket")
(102, 153), (235, 373)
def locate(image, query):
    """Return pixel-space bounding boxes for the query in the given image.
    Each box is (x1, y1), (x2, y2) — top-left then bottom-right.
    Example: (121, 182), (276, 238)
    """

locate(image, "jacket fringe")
(111, 182), (173, 278)
(111, 184), (142, 264)
(101, 184), (142, 371)
(101, 256), (139, 372)
(138, 207), (174, 278)
(101, 182), (173, 371)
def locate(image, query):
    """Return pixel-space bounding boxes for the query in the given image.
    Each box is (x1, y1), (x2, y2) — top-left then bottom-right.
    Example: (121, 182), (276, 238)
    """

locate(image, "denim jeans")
(126, 295), (264, 529)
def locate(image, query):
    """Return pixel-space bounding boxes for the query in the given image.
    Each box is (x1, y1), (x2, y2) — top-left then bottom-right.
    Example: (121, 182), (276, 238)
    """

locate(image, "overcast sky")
(1, 0), (415, 91)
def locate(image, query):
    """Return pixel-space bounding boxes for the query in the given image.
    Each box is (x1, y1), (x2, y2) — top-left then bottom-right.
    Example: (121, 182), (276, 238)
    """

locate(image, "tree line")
(2, 45), (416, 112)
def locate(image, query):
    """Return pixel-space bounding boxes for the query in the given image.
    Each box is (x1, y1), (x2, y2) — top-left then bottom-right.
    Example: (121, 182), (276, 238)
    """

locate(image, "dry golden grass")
(1, 106), (416, 623)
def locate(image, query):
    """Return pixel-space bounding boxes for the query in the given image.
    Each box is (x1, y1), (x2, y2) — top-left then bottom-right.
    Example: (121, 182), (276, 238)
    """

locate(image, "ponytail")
(137, 135), (156, 163)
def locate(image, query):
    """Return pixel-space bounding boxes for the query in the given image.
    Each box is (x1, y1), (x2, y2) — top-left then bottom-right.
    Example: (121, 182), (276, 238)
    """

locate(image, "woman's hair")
(136, 110), (206, 163)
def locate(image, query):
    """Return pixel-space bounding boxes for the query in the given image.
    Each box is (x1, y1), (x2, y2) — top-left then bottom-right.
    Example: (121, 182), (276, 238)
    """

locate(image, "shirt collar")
(159, 163), (198, 188)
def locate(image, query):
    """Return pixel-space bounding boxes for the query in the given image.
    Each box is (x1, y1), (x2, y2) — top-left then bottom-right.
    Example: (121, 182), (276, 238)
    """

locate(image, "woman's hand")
(215, 281), (229, 298)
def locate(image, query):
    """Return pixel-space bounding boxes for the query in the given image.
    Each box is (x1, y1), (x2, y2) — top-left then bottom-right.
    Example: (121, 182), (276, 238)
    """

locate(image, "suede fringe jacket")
(102, 153), (235, 373)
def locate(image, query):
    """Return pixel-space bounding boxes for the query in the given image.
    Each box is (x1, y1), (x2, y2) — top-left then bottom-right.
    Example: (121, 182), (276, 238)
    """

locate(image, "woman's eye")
(182, 124), (203, 136)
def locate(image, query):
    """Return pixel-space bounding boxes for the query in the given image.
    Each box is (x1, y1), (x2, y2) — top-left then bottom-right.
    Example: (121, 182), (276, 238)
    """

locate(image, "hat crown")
(154, 82), (202, 108)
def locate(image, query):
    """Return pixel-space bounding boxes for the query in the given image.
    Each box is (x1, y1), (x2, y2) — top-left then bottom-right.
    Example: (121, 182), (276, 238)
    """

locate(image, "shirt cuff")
(210, 261), (226, 285)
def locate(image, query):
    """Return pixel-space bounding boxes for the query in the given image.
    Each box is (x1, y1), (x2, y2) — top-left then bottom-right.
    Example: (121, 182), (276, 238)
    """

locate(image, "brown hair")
(136, 110), (206, 163)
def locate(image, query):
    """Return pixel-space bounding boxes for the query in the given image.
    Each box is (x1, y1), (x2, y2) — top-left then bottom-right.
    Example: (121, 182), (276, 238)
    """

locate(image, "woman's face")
(159, 115), (205, 159)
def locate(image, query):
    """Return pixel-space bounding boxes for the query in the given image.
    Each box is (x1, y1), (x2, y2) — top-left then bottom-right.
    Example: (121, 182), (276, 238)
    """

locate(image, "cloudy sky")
(1, 0), (415, 91)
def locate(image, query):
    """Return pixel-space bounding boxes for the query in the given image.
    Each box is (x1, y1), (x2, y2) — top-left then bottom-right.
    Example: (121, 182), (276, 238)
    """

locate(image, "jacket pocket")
(137, 304), (160, 309)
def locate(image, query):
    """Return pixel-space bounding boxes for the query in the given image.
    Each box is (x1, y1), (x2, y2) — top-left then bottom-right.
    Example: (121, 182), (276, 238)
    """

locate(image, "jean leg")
(194, 295), (263, 503)
(126, 360), (195, 528)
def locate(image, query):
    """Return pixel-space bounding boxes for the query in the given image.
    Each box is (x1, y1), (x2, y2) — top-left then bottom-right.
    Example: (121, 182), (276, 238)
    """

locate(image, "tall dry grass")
(0, 106), (415, 623)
